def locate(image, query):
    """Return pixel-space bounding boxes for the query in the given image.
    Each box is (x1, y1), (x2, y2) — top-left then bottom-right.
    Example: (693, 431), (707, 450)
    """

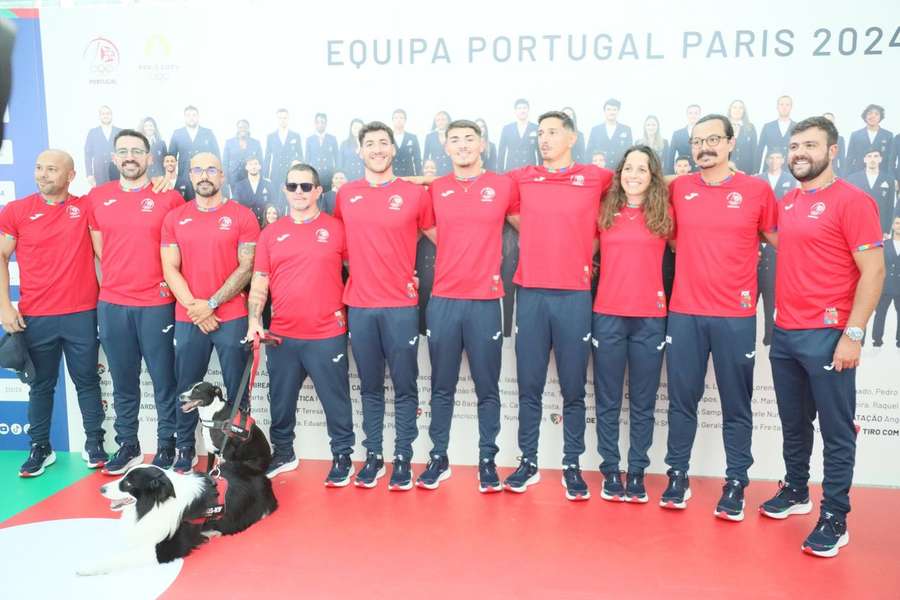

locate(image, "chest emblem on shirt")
(67, 206), (81, 219)
(276, 233), (290, 242)
(29, 213), (44, 221)
(480, 187), (496, 202)
(570, 175), (585, 187)
(388, 195), (403, 211)
(179, 218), (192, 226)
(218, 216), (233, 231)
(141, 198), (155, 212)
(103, 198), (117, 206)
(726, 192), (743, 209)
(349, 195), (362, 204)
(683, 192), (699, 201)
(440, 190), (455, 197)
(315, 228), (330, 243)
(808, 202), (826, 219)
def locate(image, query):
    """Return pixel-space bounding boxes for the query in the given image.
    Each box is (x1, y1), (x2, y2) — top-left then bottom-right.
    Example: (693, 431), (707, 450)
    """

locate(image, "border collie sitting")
(76, 463), (277, 576)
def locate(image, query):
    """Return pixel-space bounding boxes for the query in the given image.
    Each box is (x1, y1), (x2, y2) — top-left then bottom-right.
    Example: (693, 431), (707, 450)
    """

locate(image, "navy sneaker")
(266, 451), (299, 479)
(802, 512), (850, 558)
(151, 444), (176, 469)
(172, 446), (198, 474)
(625, 471), (648, 503)
(715, 479), (746, 521)
(600, 471), (626, 502)
(19, 443), (56, 477)
(759, 481), (812, 519)
(478, 458), (502, 493)
(388, 454), (414, 491)
(354, 452), (385, 488)
(81, 440), (107, 469)
(102, 443), (142, 476)
(504, 458), (540, 493)
(416, 453), (451, 490)
(659, 469), (691, 509)
(561, 464), (590, 501)
(325, 453), (354, 487)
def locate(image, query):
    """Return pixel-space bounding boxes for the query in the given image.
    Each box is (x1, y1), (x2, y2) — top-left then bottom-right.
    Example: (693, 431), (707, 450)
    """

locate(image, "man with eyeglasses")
(334, 121), (435, 490)
(160, 153), (260, 472)
(661, 114), (777, 520)
(87, 129), (185, 475)
(245, 163), (355, 483)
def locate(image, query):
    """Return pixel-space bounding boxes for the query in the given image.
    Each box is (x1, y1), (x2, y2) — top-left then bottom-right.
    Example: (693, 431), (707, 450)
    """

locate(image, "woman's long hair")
(599, 145), (672, 237)
(638, 115), (665, 156)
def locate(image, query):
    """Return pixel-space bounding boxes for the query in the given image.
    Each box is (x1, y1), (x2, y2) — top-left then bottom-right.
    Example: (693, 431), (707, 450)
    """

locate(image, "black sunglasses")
(285, 182), (315, 193)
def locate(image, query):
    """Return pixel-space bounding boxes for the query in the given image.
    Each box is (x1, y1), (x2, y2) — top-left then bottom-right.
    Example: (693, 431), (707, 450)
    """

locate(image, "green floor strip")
(0, 451), (95, 523)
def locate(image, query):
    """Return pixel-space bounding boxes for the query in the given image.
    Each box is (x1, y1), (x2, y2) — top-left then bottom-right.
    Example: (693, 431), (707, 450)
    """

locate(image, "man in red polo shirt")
(334, 121), (435, 490)
(504, 111), (614, 500)
(759, 116), (884, 558)
(661, 114), (778, 520)
(415, 120), (519, 493)
(161, 152), (259, 472)
(87, 129), (184, 475)
(0, 150), (105, 476)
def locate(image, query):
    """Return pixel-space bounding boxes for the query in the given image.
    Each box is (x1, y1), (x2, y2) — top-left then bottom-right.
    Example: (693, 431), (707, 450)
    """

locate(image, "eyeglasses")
(689, 134), (730, 148)
(114, 148), (148, 157)
(285, 182), (315, 193)
(189, 166), (221, 177)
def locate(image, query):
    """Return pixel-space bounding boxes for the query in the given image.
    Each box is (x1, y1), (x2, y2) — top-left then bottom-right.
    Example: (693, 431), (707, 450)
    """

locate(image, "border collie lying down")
(76, 463), (277, 576)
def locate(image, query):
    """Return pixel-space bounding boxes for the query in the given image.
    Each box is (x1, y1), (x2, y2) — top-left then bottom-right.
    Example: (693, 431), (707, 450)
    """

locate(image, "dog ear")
(214, 385), (224, 399)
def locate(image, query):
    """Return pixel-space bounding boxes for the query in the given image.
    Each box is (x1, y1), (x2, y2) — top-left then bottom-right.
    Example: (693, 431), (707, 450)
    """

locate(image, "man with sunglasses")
(160, 153), (260, 472)
(334, 121), (435, 490)
(246, 164), (355, 483)
(661, 114), (778, 520)
(87, 129), (185, 475)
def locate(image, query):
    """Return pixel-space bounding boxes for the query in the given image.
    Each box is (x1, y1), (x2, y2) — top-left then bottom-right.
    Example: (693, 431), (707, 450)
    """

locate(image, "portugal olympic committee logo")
(218, 216), (233, 231)
(140, 198), (155, 212)
(315, 228), (330, 243)
(83, 37), (120, 85)
(388, 195), (403, 210)
(480, 187), (496, 202)
(68, 206), (82, 219)
(808, 201), (827, 219)
(726, 192), (743, 208)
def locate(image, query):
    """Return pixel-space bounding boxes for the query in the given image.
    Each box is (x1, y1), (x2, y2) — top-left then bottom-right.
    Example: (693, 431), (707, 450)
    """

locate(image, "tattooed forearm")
(246, 272), (269, 321)
(211, 243), (255, 305)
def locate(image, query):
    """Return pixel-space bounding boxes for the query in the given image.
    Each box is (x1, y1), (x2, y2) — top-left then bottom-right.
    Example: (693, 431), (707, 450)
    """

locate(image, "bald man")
(87, 129), (185, 475)
(161, 152), (259, 472)
(0, 150), (106, 476)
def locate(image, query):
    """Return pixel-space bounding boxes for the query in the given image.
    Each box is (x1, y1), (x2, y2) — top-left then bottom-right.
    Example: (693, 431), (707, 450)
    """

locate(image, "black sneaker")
(151, 444), (176, 469)
(715, 479), (746, 521)
(102, 443), (142, 476)
(504, 458), (540, 493)
(561, 464), (590, 501)
(388, 454), (414, 491)
(172, 446), (198, 474)
(325, 453), (354, 487)
(802, 512), (849, 558)
(600, 471), (626, 502)
(416, 453), (451, 490)
(81, 440), (107, 469)
(478, 458), (502, 493)
(625, 471), (648, 503)
(659, 469), (691, 509)
(759, 481), (812, 519)
(19, 443), (56, 477)
(354, 452), (385, 488)
(266, 451), (299, 479)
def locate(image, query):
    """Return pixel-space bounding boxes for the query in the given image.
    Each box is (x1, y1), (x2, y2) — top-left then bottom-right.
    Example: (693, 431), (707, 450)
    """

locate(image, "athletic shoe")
(266, 451), (299, 479)
(659, 469), (691, 509)
(82, 440), (107, 469)
(503, 458), (540, 493)
(19, 443), (56, 477)
(715, 479), (746, 521)
(173, 447), (198, 474)
(103, 443), (142, 476)
(354, 452), (385, 488)
(759, 481), (812, 519)
(416, 453), (451, 490)
(600, 471), (626, 502)
(625, 471), (648, 503)
(388, 454), (414, 491)
(325, 453), (354, 487)
(561, 464), (590, 501)
(802, 512), (850, 558)
(478, 458), (502, 493)
(151, 444), (176, 469)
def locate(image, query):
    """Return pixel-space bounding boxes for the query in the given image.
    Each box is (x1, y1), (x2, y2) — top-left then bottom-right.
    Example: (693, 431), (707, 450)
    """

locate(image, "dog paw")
(201, 530), (222, 538)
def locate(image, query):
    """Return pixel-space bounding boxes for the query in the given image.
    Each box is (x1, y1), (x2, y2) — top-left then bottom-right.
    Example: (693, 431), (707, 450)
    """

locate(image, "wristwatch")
(207, 297), (220, 310)
(843, 326), (864, 342)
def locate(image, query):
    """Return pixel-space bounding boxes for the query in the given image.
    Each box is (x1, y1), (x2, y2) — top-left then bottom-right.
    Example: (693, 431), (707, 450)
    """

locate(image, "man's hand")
(151, 176), (174, 193)
(196, 314), (221, 335)
(831, 336), (861, 372)
(186, 298), (214, 324)
(245, 320), (265, 343)
(0, 303), (25, 333)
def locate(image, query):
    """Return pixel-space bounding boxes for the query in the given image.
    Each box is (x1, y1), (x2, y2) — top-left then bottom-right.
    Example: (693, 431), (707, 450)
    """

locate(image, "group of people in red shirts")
(2, 109), (883, 559)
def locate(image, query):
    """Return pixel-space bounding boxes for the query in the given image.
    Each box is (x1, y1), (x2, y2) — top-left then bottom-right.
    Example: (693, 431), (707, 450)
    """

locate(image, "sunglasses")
(285, 182), (315, 193)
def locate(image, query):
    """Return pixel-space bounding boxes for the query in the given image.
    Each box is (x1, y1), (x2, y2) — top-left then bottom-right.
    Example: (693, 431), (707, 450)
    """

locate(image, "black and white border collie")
(77, 463), (277, 576)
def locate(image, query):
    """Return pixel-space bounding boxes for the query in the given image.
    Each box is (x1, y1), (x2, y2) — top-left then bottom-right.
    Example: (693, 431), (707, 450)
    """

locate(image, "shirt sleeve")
(506, 176), (521, 216)
(85, 190), (99, 231)
(253, 228), (271, 274)
(160, 210), (177, 246)
(417, 186), (435, 230)
(758, 185), (778, 233)
(842, 192), (885, 253)
(239, 206), (261, 244)
(0, 201), (19, 239)
(332, 188), (343, 221)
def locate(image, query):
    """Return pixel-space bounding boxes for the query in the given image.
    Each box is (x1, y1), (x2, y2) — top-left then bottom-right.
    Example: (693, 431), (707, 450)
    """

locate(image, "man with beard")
(84, 105), (121, 187)
(86, 129), (184, 475)
(333, 121), (435, 490)
(223, 119), (263, 190)
(169, 106), (220, 201)
(160, 153), (259, 472)
(503, 111), (614, 501)
(415, 120), (519, 492)
(1, 150), (106, 476)
(760, 116), (884, 558)
(661, 115), (777, 520)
